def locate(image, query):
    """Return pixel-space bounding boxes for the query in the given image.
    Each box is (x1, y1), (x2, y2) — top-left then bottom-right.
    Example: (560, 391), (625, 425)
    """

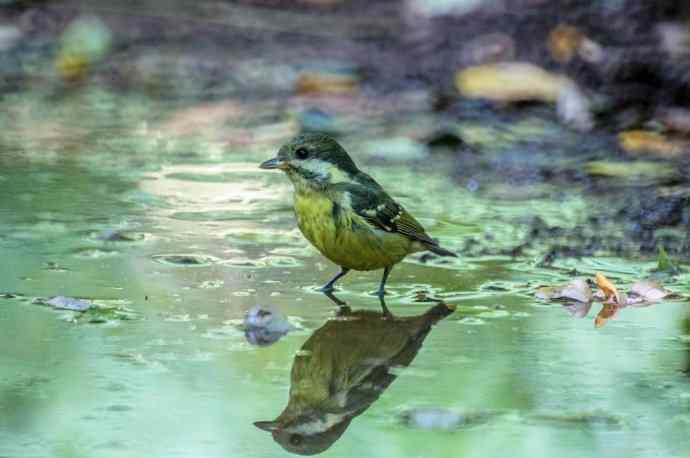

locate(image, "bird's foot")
(319, 284), (335, 293)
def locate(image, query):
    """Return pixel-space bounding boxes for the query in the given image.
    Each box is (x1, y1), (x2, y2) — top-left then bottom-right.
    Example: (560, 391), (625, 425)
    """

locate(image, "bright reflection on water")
(0, 102), (689, 458)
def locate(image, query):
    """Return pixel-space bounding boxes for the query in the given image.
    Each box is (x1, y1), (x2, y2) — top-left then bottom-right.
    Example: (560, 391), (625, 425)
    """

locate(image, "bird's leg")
(323, 290), (348, 307)
(378, 295), (393, 319)
(320, 267), (350, 293)
(376, 266), (393, 298)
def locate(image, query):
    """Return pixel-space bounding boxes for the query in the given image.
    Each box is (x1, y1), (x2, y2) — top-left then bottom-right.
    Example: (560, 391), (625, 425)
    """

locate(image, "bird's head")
(260, 133), (358, 190)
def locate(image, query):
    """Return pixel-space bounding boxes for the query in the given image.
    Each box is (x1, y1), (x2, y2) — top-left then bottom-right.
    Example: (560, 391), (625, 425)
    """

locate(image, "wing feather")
(332, 178), (437, 246)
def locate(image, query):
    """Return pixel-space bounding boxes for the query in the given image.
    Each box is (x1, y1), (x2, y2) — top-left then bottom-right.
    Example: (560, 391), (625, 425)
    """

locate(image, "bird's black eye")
(295, 148), (309, 160)
(289, 434), (303, 446)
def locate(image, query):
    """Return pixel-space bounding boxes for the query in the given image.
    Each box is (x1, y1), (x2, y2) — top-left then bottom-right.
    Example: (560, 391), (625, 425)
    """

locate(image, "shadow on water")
(254, 298), (454, 455)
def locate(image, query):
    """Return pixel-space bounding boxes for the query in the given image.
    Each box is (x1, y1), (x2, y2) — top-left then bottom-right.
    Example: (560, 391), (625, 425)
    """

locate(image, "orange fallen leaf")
(595, 272), (621, 305)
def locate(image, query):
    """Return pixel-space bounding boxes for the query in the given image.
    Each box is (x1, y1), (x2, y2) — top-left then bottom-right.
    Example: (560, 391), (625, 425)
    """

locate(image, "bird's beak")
(259, 157), (288, 171)
(254, 420), (279, 432)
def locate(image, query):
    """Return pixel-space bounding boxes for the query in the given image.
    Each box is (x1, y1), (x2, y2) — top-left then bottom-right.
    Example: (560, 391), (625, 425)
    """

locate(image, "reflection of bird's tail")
(426, 244), (457, 257)
(422, 302), (455, 324)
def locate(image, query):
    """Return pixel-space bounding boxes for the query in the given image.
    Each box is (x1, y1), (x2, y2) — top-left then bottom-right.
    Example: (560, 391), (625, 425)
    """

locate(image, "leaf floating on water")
(535, 278), (592, 303)
(627, 280), (672, 305)
(537, 272), (678, 327)
(595, 272), (621, 305)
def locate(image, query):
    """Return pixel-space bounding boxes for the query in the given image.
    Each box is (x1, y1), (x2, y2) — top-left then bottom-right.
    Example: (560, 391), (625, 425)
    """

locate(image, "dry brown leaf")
(595, 272), (621, 305)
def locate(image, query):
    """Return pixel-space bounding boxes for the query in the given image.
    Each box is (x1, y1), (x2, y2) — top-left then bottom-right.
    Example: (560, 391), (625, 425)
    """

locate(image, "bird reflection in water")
(254, 294), (454, 455)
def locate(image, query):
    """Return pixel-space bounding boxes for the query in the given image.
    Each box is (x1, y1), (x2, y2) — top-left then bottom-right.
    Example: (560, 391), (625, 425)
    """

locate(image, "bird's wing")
(333, 178), (437, 246)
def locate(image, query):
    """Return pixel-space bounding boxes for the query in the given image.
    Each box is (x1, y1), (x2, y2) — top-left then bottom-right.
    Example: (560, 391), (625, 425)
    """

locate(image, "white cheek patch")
(300, 159), (332, 180)
(298, 159), (354, 185)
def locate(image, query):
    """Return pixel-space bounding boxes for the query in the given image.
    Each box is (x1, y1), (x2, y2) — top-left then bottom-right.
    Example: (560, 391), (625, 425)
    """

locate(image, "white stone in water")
(244, 305), (291, 335)
(46, 296), (92, 312)
(244, 306), (294, 346)
(403, 408), (463, 430)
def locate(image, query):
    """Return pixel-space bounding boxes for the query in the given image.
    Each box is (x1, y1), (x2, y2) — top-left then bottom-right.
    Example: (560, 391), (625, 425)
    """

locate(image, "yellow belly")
(294, 191), (411, 271)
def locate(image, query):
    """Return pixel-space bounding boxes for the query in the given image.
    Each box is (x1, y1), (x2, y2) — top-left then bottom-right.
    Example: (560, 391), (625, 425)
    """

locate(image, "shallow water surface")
(0, 108), (689, 458)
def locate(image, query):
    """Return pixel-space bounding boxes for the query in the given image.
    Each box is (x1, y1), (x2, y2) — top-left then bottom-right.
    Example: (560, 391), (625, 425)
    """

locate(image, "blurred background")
(0, 1), (689, 457)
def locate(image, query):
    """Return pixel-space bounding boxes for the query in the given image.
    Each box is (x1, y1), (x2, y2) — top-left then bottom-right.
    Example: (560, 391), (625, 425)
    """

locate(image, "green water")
(0, 92), (689, 458)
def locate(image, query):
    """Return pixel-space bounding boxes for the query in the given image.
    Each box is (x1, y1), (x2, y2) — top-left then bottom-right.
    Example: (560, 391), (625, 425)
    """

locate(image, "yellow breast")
(293, 190), (412, 271)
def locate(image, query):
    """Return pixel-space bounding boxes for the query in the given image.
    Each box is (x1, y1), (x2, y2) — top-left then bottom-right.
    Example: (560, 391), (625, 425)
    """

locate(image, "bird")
(254, 302), (454, 455)
(259, 133), (456, 297)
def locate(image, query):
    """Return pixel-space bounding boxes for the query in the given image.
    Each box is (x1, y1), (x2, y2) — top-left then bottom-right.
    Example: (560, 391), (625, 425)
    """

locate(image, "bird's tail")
(426, 243), (457, 257)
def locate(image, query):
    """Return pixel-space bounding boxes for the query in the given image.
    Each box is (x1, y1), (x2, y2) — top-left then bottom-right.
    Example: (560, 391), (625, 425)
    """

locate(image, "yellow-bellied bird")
(260, 133), (456, 296)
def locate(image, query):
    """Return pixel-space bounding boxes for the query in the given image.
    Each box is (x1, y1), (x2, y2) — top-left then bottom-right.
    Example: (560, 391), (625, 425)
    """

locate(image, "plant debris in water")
(536, 272), (678, 328)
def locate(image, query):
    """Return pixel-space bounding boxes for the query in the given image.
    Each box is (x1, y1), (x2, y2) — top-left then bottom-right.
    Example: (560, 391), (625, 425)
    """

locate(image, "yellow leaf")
(595, 272), (621, 305)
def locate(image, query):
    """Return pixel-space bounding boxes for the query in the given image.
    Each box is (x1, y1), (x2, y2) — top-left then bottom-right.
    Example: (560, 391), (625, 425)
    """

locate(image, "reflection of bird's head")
(259, 134), (359, 190)
(254, 303), (454, 455)
(254, 413), (352, 456)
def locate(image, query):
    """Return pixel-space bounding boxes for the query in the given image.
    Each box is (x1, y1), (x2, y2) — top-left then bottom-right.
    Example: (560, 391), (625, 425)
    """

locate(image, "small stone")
(44, 296), (93, 312)
(244, 305), (291, 346)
